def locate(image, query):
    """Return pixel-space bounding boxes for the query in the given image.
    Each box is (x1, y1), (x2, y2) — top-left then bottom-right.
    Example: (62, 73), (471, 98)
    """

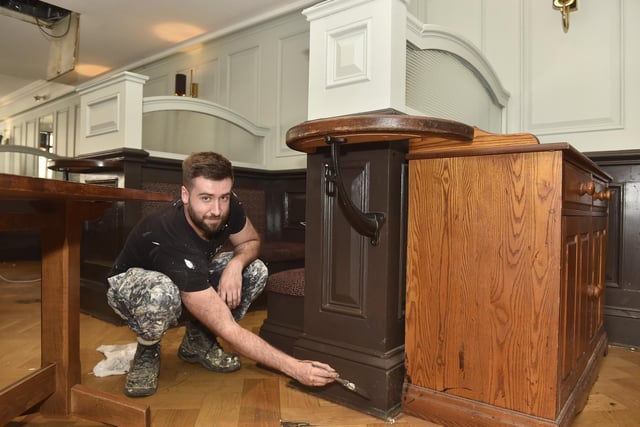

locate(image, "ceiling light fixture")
(0, 0), (71, 27)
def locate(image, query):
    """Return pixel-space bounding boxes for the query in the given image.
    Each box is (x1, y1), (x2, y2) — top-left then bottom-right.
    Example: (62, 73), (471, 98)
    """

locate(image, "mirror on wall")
(38, 114), (54, 152)
(37, 114), (55, 179)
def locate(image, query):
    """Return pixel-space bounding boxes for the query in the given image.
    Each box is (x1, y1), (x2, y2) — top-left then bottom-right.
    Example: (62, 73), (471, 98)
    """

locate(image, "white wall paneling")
(226, 46), (264, 165)
(0, 93), (80, 177)
(523, 0), (623, 135)
(482, 0), (523, 133)
(228, 46), (261, 120)
(76, 72), (148, 155)
(142, 74), (170, 98)
(276, 30), (310, 160)
(414, 0), (485, 49)
(85, 95), (120, 137)
(1, 10), (311, 170)
(304, 0), (409, 119)
(142, 96), (270, 166)
(325, 19), (371, 88)
(54, 110), (66, 158)
(194, 58), (220, 102)
(405, 18), (510, 132)
(69, 104), (80, 157)
(134, 10), (309, 170)
(5, 2), (634, 165)
(414, 0), (638, 152)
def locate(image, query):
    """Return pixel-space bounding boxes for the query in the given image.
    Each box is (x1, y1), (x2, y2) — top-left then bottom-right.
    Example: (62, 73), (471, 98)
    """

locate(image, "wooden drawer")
(563, 161), (601, 210)
(592, 176), (609, 209)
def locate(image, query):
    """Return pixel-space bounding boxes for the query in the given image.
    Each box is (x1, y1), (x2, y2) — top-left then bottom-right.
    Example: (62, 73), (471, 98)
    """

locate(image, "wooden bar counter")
(0, 173), (173, 427)
(287, 112), (609, 425)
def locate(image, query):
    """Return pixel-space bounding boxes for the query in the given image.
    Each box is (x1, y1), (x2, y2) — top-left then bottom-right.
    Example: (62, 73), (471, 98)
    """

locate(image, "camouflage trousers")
(107, 252), (268, 342)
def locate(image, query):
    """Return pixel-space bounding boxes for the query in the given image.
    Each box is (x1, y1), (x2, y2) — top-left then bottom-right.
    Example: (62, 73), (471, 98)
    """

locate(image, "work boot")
(124, 342), (160, 397)
(178, 322), (241, 372)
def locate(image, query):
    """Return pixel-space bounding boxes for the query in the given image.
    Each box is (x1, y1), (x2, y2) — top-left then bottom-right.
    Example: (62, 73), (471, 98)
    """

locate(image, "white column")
(303, 0), (409, 120)
(75, 72), (148, 155)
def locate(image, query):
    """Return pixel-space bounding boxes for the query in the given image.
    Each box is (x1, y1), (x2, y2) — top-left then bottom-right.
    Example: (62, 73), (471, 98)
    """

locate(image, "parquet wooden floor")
(1, 260), (639, 426)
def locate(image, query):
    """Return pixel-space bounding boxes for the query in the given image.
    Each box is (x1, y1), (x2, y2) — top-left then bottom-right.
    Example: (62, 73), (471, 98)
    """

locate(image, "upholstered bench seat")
(258, 268), (305, 355)
(264, 267), (305, 296)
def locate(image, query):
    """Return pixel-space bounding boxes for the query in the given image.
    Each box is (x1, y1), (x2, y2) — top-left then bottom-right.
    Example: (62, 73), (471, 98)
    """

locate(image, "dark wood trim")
(586, 149), (640, 348)
(584, 149), (640, 165)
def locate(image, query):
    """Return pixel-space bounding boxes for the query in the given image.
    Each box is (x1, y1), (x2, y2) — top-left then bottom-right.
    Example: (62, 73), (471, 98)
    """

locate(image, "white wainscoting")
(412, 0), (638, 152)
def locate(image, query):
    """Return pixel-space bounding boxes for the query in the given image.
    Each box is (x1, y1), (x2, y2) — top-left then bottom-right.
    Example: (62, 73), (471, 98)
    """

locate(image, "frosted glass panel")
(142, 110), (263, 164)
(406, 47), (502, 131)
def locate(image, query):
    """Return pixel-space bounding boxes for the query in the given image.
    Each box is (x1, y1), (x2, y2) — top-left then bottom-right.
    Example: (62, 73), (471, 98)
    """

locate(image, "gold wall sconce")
(553, 0), (578, 33)
(190, 70), (199, 98)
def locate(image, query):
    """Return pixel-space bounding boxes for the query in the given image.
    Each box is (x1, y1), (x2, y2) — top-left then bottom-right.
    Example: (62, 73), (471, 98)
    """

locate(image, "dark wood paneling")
(586, 149), (640, 348)
(295, 142), (407, 420)
(1, 148), (307, 324)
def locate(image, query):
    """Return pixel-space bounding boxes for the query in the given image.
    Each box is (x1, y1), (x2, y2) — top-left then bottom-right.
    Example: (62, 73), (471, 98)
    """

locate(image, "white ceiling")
(0, 0), (316, 103)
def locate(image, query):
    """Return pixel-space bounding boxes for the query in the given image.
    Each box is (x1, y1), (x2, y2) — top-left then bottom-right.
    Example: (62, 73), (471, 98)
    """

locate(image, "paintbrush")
(311, 363), (371, 400)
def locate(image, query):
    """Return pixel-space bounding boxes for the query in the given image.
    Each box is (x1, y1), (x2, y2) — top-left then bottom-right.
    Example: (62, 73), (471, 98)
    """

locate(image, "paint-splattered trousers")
(106, 252), (268, 342)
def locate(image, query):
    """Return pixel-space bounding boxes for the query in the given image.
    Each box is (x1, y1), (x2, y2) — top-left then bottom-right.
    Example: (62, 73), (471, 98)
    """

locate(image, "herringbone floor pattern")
(1, 260), (639, 426)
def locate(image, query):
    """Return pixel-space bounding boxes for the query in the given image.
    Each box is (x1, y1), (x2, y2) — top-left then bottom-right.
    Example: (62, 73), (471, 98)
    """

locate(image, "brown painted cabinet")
(403, 143), (610, 427)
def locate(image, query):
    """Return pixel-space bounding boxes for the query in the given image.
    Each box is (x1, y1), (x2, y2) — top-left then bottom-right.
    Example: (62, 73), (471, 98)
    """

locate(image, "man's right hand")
(295, 360), (338, 387)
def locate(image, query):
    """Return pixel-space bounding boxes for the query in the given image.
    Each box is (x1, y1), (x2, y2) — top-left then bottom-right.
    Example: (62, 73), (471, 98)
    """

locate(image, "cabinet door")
(588, 216), (607, 346)
(560, 215), (591, 395)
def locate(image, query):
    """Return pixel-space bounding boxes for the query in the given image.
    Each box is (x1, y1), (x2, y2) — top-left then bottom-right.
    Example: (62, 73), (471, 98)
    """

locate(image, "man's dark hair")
(182, 152), (234, 188)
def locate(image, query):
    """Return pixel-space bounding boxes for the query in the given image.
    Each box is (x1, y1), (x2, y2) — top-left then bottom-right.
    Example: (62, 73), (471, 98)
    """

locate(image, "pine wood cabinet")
(403, 143), (611, 427)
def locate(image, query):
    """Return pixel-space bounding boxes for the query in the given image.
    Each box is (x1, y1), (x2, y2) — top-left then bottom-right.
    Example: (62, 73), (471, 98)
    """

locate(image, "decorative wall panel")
(86, 95), (120, 137)
(277, 31), (310, 157)
(326, 20), (371, 88)
(524, 0), (623, 135)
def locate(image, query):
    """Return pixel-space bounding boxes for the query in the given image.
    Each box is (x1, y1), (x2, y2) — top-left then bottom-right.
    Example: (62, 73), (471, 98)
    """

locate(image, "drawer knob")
(594, 189), (612, 201)
(578, 181), (595, 196)
(587, 283), (603, 298)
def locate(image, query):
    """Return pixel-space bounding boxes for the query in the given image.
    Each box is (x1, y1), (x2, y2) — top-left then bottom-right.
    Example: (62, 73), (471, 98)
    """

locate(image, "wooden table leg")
(38, 201), (86, 416)
(37, 201), (150, 425)
(71, 385), (150, 427)
(0, 173), (170, 426)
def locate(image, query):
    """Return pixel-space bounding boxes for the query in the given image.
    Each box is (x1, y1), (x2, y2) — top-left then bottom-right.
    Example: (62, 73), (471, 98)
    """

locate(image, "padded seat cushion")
(266, 267), (305, 297)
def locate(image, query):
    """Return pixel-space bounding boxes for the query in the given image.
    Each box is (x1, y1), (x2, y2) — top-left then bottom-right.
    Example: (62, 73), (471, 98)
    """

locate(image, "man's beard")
(187, 203), (227, 239)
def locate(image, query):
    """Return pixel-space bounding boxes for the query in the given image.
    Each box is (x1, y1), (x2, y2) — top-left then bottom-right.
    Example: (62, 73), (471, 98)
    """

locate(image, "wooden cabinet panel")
(560, 215), (591, 402)
(403, 144), (610, 427)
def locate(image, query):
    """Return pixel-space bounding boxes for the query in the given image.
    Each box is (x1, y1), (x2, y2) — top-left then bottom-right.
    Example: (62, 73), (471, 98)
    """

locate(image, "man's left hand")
(217, 260), (243, 308)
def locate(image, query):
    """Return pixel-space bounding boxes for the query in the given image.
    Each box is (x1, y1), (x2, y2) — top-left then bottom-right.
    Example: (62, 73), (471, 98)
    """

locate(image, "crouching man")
(106, 151), (336, 397)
